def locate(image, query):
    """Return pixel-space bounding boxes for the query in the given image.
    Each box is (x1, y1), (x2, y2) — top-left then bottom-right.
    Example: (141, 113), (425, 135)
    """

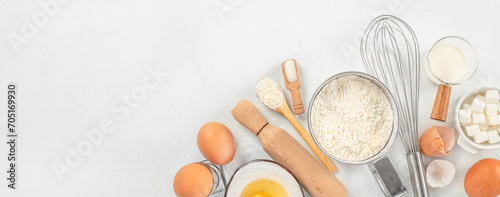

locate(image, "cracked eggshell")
(419, 126), (456, 157)
(426, 159), (456, 188)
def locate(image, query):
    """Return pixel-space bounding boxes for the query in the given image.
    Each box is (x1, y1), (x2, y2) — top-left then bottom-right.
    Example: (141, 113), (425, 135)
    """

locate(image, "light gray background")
(1, 0), (500, 196)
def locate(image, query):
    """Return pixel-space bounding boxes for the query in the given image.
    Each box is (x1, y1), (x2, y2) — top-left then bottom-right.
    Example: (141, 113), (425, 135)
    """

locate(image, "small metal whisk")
(360, 15), (429, 197)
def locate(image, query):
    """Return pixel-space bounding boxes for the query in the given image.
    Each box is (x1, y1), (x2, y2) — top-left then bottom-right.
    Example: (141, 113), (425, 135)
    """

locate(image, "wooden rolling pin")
(231, 99), (348, 197)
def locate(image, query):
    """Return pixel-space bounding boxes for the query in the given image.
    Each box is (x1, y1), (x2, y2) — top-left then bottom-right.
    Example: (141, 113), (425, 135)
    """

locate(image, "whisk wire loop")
(361, 15), (428, 197)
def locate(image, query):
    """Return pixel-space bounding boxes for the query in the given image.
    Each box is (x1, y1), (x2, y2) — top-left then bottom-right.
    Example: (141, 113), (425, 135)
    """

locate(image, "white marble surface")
(1, 0), (500, 196)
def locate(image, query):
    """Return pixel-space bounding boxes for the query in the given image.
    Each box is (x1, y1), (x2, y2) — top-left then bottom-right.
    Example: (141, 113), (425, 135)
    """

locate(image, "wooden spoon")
(256, 78), (337, 172)
(276, 98), (337, 172)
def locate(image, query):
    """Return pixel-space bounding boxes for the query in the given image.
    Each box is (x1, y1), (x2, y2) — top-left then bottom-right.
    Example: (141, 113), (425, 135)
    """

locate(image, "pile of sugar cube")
(459, 90), (500, 144)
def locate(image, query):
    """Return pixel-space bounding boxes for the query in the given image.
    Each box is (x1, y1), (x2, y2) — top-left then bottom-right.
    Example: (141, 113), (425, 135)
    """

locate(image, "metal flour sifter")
(360, 15), (429, 197)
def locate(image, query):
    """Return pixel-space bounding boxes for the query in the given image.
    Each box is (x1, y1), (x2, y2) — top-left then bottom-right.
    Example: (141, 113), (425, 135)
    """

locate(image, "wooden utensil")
(431, 84), (452, 121)
(276, 98), (337, 172)
(281, 59), (305, 114)
(231, 99), (348, 197)
(255, 78), (337, 172)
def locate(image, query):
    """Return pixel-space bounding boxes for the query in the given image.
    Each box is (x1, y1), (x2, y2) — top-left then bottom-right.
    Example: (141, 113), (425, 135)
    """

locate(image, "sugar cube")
(491, 125), (500, 131)
(478, 124), (490, 131)
(461, 123), (472, 128)
(463, 104), (471, 110)
(473, 131), (489, 143)
(459, 109), (472, 123)
(487, 115), (500, 125)
(497, 103), (500, 113)
(476, 95), (485, 101)
(473, 113), (486, 124)
(487, 130), (500, 144)
(465, 125), (480, 137)
(486, 104), (498, 116)
(485, 90), (500, 104)
(471, 97), (486, 113)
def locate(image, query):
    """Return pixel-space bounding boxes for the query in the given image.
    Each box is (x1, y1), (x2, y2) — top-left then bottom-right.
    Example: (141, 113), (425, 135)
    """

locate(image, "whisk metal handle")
(406, 152), (429, 197)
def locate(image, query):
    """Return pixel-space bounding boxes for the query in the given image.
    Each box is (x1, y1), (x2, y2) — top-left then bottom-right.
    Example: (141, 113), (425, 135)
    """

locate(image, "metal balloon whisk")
(360, 15), (429, 197)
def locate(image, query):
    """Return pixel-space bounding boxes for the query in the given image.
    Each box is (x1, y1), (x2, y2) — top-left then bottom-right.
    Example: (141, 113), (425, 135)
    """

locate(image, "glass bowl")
(424, 36), (478, 85)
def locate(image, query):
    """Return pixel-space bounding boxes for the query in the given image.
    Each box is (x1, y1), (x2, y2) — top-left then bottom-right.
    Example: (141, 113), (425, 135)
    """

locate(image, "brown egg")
(419, 125), (455, 157)
(464, 158), (500, 197)
(197, 122), (236, 165)
(173, 163), (214, 197)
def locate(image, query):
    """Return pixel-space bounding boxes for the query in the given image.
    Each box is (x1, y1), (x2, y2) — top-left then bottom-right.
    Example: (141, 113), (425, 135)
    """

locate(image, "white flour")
(255, 78), (284, 109)
(311, 75), (393, 161)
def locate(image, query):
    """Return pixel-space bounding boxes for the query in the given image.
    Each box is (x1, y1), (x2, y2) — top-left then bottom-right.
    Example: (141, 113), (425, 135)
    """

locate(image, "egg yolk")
(240, 178), (288, 197)
(250, 193), (272, 197)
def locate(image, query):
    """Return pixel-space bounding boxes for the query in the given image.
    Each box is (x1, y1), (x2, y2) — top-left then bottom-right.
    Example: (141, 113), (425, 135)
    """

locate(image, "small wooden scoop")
(281, 59), (305, 115)
(231, 99), (348, 197)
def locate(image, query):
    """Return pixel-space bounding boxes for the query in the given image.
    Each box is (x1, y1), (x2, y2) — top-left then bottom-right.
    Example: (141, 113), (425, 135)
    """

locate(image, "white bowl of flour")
(308, 72), (399, 164)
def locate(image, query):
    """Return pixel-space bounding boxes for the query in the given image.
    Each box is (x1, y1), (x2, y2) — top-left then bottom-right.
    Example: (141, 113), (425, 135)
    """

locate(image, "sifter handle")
(431, 84), (451, 121)
(406, 152), (430, 197)
(367, 156), (408, 197)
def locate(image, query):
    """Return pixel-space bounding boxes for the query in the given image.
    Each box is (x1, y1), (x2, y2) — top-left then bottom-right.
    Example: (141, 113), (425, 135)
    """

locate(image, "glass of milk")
(425, 36), (478, 122)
